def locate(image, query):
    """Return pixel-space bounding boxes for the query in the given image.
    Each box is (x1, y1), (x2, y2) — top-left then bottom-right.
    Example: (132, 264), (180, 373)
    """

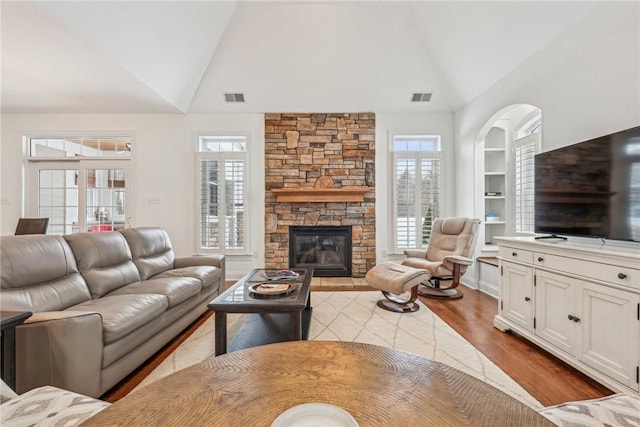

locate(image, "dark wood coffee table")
(208, 268), (313, 356)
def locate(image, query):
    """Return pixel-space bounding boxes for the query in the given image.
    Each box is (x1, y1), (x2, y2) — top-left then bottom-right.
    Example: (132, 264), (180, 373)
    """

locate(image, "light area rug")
(133, 291), (541, 410)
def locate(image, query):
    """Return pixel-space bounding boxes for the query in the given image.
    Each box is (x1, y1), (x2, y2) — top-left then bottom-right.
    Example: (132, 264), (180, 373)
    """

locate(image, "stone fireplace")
(264, 113), (376, 278)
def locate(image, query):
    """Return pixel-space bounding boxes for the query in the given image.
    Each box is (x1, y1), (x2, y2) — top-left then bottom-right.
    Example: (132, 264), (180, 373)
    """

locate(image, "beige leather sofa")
(0, 227), (224, 398)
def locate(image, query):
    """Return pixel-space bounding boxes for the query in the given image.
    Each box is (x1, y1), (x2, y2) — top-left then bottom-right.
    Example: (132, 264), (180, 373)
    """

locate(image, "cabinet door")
(501, 261), (534, 332)
(535, 270), (579, 355)
(580, 282), (640, 391)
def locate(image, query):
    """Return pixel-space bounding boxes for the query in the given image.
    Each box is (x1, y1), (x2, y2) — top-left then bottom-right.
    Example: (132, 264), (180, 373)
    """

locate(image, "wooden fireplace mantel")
(271, 187), (369, 203)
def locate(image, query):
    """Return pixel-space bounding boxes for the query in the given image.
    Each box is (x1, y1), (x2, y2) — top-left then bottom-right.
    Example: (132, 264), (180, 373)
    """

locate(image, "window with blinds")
(514, 134), (539, 233)
(631, 162), (640, 242)
(392, 135), (442, 250)
(198, 136), (247, 252)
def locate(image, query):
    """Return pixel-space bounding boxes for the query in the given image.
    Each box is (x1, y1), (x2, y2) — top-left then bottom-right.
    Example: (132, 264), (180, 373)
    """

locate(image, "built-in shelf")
(271, 187), (369, 203)
(482, 126), (507, 248)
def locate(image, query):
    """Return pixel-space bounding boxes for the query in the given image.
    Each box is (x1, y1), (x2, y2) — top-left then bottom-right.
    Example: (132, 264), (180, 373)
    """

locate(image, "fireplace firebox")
(289, 226), (352, 277)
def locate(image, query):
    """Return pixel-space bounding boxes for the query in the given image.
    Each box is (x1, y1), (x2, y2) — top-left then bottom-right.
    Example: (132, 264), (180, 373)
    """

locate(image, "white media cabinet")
(493, 236), (640, 396)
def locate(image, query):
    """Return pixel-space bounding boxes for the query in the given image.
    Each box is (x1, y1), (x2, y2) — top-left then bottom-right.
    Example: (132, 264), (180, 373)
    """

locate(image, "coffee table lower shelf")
(228, 307), (313, 353)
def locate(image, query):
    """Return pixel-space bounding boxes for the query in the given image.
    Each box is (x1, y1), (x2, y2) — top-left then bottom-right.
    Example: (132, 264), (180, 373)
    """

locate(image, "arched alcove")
(473, 103), (541, 296)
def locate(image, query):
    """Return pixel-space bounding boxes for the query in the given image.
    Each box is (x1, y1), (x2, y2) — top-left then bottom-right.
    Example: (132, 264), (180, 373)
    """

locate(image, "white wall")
(455, 2), (640, 221)
(0, 113), (265, 279)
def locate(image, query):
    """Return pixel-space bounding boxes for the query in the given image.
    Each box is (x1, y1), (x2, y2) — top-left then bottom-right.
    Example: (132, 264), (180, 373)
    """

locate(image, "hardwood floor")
(102, 283), (612, 406)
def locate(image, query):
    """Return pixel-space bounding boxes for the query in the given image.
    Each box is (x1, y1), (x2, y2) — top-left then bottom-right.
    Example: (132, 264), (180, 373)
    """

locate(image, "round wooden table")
(86, 341), (553, 426)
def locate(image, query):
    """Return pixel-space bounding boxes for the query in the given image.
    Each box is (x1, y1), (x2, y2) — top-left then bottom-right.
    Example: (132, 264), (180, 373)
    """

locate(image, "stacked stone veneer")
(264, 113), (376, 277)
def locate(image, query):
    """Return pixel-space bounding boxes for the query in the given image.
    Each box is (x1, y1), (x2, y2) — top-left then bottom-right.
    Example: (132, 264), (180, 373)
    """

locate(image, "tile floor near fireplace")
(310, 277), (370, 291)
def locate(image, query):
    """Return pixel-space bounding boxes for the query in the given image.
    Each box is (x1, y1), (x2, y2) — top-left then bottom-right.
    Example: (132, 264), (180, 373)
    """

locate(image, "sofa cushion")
(0, 235), (91, 311)
(64, 232), (141, 298)
(154, 266), (221, 289)
(107, 277), (202, 307)
(0, 385), (109, 427)
(68, 294), (168, 344)
(119, 227), (175, 280)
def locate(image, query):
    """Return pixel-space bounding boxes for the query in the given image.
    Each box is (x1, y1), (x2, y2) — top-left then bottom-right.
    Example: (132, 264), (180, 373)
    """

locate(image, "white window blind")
(627, 139), (640, 241)
(198, 136), (247, 252)
(514, 134), (539, 233)
(392, 135), (442, 250)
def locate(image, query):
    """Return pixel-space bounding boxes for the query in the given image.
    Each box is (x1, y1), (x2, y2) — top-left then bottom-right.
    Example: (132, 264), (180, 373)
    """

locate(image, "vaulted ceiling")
(1, 1), (600, 114)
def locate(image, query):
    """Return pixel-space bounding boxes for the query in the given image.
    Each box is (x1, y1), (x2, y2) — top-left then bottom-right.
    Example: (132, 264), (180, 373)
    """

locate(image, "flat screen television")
(534, 125), (640, 242)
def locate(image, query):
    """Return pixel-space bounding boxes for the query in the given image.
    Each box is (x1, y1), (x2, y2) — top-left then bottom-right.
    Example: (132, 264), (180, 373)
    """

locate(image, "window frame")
(24, 134), (133, 235)
(27, 135), (132, 159)
(512, 133), (540, 235)
(196, 134), (250, 255)
(389, 133), (443, 253)
(26, 159), (132, 234)
(511, 110), (541, 235)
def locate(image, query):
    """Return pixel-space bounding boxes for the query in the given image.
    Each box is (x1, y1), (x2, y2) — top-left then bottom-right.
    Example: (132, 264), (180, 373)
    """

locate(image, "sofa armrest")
(175, 254), (225, 281)
(16, 311), (104, 397)
(175, 254), (224, 269)
(24, 310), (98, 324)
(404, 249), (427, 258)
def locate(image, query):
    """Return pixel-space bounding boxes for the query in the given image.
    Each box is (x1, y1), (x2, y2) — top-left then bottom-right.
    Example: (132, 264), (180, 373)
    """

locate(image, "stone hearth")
(264, 113), (376, 277)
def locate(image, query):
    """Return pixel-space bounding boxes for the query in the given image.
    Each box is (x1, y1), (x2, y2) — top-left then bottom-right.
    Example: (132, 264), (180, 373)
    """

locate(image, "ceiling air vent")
(224, 93), (246, 103)
(411, 92), (432, 102)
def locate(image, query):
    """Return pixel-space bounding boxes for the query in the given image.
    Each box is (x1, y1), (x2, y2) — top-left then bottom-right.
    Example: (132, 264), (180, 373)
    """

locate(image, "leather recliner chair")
(402, 217), (481, 299)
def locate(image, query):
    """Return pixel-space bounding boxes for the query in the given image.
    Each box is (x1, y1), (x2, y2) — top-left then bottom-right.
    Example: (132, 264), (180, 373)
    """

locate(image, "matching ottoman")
(365, 262), (430, 312)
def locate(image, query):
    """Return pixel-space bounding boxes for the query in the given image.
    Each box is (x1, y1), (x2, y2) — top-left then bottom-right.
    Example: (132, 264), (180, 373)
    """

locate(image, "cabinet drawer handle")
(572, 316), (580, 323)
(512, 252), (517, 257)
(537, 257), (544, 262)
(618, 272), (627, 280)
(524, 297), (530, 302)
(568, 314), (574, 321)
